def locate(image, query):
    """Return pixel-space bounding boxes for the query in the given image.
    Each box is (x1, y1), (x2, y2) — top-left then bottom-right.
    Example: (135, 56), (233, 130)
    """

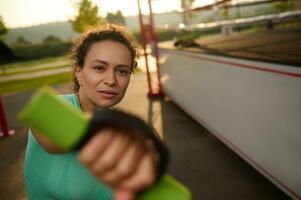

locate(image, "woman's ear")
(74, 65), (82, 82)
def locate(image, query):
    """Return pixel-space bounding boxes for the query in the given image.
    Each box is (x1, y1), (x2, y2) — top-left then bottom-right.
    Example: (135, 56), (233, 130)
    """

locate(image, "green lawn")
(0, 56), (72, 94)
(0, 53), (145, 94)
(0, 72), (71, 94)
(0, 55), (69, 75)
(1, 55), (68, 69)
(0, 64), (70, 76)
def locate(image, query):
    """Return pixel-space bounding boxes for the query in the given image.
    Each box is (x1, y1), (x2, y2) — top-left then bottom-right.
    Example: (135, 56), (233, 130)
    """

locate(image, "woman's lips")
(98, 90), (118, 98)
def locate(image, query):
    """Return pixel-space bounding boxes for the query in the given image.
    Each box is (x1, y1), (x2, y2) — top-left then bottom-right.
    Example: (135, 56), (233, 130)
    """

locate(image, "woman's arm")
(31, 128), (68, 153)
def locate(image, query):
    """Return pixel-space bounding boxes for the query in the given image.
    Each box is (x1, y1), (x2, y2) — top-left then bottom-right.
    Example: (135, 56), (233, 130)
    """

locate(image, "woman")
(25, 24), (159, 200)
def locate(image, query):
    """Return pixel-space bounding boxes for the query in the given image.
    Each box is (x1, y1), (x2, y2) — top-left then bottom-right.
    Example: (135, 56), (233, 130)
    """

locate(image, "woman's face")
(75, 40), (132, 108)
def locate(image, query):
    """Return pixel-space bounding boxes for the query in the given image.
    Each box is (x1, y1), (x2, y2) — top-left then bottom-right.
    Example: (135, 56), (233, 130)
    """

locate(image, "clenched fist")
(78, 127), (157, 200)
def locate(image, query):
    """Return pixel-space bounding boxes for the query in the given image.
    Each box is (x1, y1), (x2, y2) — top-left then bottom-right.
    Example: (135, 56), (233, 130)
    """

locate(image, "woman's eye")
(94, 66), (105, 72)
(117, 69), (131, 75)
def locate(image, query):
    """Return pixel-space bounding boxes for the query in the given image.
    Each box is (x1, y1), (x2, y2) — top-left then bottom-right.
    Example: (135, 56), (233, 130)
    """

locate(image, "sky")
(0, 0), (214, 28)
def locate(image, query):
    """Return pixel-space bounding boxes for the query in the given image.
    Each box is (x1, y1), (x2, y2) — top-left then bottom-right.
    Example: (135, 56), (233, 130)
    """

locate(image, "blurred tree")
(14, 36), (31, 46)
(0, 16), (15, 67)
(105, 10), (126, 25)
(71, 0), (102, 33)
(42, 35), (62, 44)
(0, 16), (8, 38)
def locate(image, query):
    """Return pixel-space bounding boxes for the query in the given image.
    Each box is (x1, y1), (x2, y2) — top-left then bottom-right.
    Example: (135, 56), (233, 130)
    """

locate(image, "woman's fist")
(78, 128), (156, 200)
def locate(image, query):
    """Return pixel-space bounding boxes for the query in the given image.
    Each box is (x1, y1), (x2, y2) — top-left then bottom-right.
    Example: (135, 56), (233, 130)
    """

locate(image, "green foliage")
(176, 31), (199, 41)
(12, 42), (71, 59)
(0, 16), (8, 37)
(150, 30), (180, 42)
(105, 10), (125, 25)
(273, 0), (294, 12)
(43, 35), (62, 44)
(13, 36), (31, 47)
(1, 56), (67, 69)
(71, 0), (102, 33)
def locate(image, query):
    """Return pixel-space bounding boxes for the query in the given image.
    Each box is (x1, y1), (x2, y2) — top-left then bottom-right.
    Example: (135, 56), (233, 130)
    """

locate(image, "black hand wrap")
(75, 108), (169, 182)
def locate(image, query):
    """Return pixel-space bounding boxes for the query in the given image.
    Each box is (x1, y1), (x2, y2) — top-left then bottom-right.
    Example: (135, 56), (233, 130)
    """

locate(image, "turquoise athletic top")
(24, 94), (112, 200)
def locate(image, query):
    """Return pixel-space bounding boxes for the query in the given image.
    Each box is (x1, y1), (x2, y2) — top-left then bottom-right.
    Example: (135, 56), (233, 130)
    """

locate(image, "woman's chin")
(96, 99), (120, 108)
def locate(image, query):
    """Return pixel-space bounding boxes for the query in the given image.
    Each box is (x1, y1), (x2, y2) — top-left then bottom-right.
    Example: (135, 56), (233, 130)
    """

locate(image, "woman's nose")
(104, 70), (116, 86)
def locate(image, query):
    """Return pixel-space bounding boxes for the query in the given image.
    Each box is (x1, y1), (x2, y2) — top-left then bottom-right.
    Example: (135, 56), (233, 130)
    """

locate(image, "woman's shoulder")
(58, 94), (81, 109)
(58, 93), (76, 101)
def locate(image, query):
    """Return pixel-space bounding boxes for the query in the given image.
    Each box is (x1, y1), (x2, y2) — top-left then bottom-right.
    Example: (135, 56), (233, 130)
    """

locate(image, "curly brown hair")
(70, 24), (139, 92)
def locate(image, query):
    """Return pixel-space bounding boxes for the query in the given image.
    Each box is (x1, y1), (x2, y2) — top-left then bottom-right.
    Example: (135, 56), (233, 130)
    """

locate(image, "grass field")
(0, 56), (71, 94)
(0, 72), (72, 94)
(0, 56), (69, 75)
(0, 64), (70, 76)
(0, 55), (142, 94)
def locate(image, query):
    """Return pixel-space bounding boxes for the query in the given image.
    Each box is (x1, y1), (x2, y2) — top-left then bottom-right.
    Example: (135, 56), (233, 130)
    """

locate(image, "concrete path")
(0, 72), (292, 200)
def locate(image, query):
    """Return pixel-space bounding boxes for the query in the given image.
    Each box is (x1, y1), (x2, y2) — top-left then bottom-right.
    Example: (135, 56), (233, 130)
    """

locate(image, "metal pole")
(137, 0), (153, 96)
(181, 0), (190, 26)
(0, 97), (15, 138)
(148, 0), (164, 96)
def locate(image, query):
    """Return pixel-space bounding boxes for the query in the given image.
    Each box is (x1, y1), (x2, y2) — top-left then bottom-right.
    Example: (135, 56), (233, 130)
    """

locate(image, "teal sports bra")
(24, 94), (112, 200)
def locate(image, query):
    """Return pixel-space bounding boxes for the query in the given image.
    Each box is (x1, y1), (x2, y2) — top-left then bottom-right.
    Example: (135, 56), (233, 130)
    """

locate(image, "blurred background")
(0, 0), (300, 94)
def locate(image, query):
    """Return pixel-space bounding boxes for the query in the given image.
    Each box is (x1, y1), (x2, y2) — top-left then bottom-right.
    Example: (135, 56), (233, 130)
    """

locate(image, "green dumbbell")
(19, 86), (192, 200)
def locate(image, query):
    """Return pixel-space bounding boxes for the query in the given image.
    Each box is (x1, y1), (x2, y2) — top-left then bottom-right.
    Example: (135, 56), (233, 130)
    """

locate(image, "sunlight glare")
(0, 0), (216, 28)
